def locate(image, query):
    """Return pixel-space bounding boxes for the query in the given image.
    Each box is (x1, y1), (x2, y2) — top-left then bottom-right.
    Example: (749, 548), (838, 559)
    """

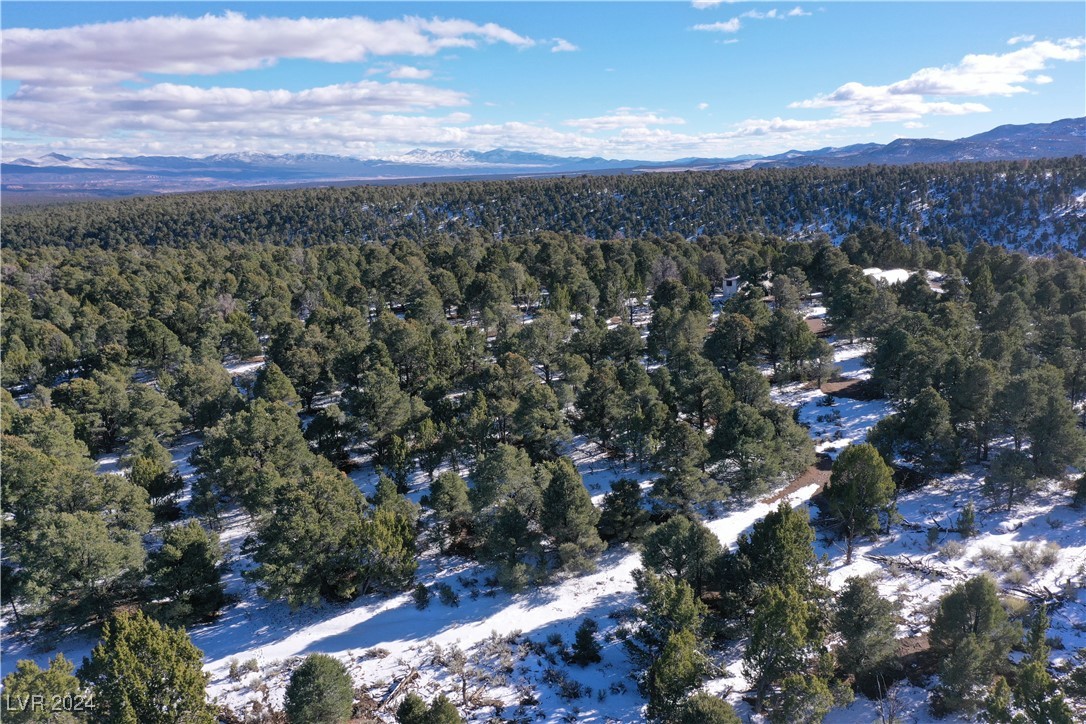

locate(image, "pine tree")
(653, 420), (723, 509)
(641, 514), (722, 596)
(415, 417), (444, 479)
(428, 470), (472, 552)
(897, 387), (961, 475)
(540, 457), (605, 573)
(646, 628), (706, 722)
(512, 382), (571, 460)
(824, 443), (895, 563)
(344, 364), (412, 451)
(769, 674), (838, 724)
(626, 570), (706, 672)
(412, 583), (432, 610)
(931, 575), (1021, 713)
(384, 433), (411, 493)
(396, 692), (464, 724)
(936, 635), (990, 715)
(985, 449), (1036, 512)
(1073, 474), (1086, 508)
(1, 654), (84, 724)
(147, 520), (225, 624)
(251, 361), (301, 408)
(125, 435), (183, 512)
(984, 676), (1014, 723)
(373, 473), (419, 525)
(834, 576), (897, 680)
(304, 403), (351, 470)
(956, 500), (977, 538)
(397, 693), (429, 724)
(283, 654), (354, 724)
(193, 399), (316, 515)
(675, 692), (741, 724)
(426, 695), (463, 724)
(248, 466), (369, 606)
(1014, 604), (1074, 723)
(709, 402), (813, 494)
(1028, 388), (1086, 478)
(362, 505), (419, 592)
(160, 356), (241, 430)
(733, 502), (818, 599)
(597, 479), (652, 544)
(743, 585), (816, 712)
(571, 618), (602, 666)
(79, 611), (214, 724)
(22, 510), (146, 625)
(479, 503), (542, 592)
(122, 385), (184, 442)
(469, 443), (534, 513)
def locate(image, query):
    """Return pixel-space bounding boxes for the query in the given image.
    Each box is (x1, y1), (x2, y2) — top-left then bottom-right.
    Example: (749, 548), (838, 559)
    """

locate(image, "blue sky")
(2, 2), (1083, 160)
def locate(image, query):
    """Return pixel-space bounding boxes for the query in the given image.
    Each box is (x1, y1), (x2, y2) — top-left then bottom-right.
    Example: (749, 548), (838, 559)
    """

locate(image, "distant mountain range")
(3, 117), (1083, 200)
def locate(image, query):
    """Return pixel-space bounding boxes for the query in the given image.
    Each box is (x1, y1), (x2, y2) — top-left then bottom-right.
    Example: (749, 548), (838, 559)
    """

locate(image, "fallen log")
(377, 667), (419, 711)
(1004, 584), (1071, 611)
(864, 553), (966, 580)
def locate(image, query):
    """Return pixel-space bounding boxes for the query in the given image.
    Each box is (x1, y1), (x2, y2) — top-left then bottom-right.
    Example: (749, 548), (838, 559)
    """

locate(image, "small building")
(720, 275), (745, 299)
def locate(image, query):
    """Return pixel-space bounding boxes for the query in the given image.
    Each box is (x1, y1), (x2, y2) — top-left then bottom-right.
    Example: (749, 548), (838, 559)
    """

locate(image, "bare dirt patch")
(761, 454), (834, 505)
(820, 377), (880, 400)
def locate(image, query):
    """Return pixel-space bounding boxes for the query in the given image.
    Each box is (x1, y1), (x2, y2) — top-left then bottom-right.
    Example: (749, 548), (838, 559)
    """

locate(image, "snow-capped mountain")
(3, 117), (1082, 200)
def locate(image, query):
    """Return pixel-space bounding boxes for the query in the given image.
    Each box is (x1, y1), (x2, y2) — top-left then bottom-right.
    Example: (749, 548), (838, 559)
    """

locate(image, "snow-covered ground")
(4, 333), (1083, 722)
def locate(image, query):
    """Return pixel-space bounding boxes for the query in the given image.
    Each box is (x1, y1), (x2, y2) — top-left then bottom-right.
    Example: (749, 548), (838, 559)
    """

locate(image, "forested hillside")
(4, 158), (1085, 255)
(2, 164), (1085, 722)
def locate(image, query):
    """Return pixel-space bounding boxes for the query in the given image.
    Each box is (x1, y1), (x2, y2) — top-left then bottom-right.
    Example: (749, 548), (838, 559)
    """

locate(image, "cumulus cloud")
(551, 38), (579, 53)
(565, 109), (686, 132)
(1, 11), (534, 85)
(388, 65), (433, 79)
(691, 0), (731, 8)
(3, 79), (469, 138)
(741, 9), (781, 20)
(697, 102), (710, 110)
(692, 19), (741, 33)
(0, 11), (542, 159)
(1008, 34), (1035, 45)
(694, 7), (809, 34)
(791, 37), (1084, 122)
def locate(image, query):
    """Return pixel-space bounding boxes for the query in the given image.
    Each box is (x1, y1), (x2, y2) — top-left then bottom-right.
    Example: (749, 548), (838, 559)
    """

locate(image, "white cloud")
(1008, 34), (1035, 45)
(697, 102), (710, 110)
(730, 116), (861, 136)
(551, 38), (579, 53)
(565, 110), (686, 132)
(388, 65), (433, 79)
(692, 19), (741, 33)
(3, 79), (469, 138)
(1034, 74), (1054, 84)
(696, 7), (809, 34)
(885, 38), (1083, 96)
(0, 11), (543, 160)
(742, 7), (810, 21)
(742, 9), (780, 20)
(691, 0), (731, 9)
(1, 11), (535, 86)
(791, 37), (1084, 122)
